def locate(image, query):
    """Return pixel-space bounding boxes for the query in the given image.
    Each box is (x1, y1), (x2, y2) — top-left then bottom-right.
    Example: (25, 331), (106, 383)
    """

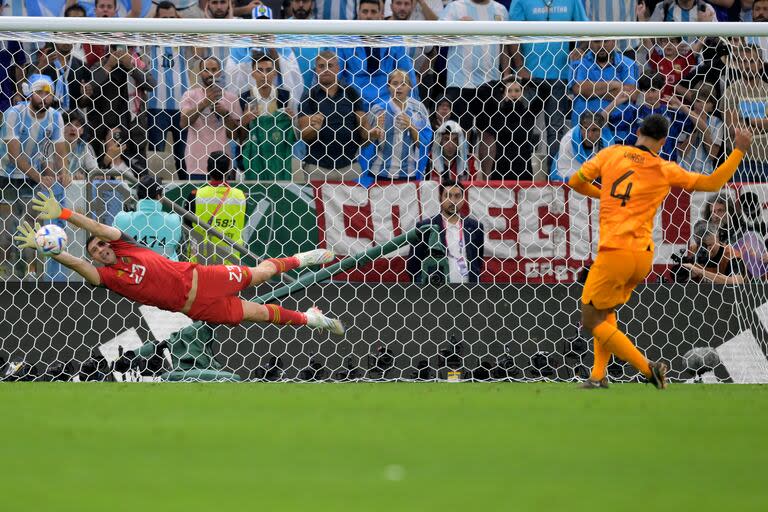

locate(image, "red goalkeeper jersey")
(97, 234), (196, 312)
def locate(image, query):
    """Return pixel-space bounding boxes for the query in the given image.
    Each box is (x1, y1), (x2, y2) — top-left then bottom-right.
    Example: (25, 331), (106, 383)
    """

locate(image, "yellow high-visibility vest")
(191, 183), (247, 265)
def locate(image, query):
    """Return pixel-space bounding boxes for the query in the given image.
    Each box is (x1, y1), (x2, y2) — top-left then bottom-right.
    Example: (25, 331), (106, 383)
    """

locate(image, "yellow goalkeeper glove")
(31, 190), (62, 220)
(14, 221), (42, 251)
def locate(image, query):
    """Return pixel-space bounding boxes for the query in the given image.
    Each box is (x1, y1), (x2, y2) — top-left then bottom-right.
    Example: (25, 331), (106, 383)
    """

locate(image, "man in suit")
(407, 180), (484, 284)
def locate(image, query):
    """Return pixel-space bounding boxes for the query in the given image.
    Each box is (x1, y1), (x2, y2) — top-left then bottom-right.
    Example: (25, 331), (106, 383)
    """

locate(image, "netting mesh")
(2, 19), (768, 383)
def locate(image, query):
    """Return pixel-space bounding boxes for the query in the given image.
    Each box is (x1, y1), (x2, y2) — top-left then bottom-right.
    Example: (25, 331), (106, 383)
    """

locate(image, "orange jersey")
(577, 145), (700, 251)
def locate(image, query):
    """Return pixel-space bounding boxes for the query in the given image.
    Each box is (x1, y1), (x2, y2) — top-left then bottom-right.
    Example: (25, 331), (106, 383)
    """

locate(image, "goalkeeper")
(15, 194), (344, 334)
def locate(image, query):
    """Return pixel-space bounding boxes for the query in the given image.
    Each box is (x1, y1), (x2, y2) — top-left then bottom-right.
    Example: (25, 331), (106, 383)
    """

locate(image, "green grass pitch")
(1, 383), (767, 511)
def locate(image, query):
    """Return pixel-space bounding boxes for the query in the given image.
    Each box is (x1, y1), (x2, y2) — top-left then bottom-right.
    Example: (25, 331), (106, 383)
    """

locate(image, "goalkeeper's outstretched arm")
(31, 191), (121, 241)
(51, 252), (101, 286)
(14, 221), (101, 285)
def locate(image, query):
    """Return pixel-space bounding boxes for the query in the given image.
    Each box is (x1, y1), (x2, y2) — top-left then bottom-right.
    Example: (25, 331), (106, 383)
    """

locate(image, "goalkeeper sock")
(265, 304), (307, 326)
(590, 312), (616, 381)
(592, 321), (651, 378)
(265, 257), (300, 273)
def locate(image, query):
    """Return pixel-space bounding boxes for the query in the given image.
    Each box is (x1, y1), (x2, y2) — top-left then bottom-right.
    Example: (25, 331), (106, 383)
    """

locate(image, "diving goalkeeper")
(15, 193), (344, 334)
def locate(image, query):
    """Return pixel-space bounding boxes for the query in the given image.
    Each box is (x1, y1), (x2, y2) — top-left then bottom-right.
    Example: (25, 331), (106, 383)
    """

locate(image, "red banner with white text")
(313, 180), (737, 283)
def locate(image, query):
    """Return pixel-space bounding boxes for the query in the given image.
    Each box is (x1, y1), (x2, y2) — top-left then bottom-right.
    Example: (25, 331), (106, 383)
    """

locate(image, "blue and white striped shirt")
(1, 102), (65, 179)
(313, 0), (356, 20)
(369, 97), (432, 179)
(146, 46), (190, 111)
(1, 0), (67, 17)
(440, 0), (509, 88)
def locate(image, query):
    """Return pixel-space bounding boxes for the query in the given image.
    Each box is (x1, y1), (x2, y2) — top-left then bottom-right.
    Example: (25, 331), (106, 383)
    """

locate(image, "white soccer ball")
(35, 224), (68, 256)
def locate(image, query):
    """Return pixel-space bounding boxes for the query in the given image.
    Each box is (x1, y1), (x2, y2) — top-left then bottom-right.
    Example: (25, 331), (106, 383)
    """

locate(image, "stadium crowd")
(2, 0), (768, 283)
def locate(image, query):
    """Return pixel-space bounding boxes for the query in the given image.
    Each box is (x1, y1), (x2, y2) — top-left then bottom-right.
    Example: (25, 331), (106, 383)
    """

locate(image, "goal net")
(1, 17), (768, 383)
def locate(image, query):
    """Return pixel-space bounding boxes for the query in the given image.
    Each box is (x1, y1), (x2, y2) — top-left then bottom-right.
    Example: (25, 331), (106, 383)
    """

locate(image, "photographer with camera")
(682, 221), (750, 285)
(406, 180), (484, 284)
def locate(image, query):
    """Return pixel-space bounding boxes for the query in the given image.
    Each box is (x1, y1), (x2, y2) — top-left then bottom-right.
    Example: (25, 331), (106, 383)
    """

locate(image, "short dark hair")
(207, 151), (231, 180)
(154, 0), (177, 15)
(252, 51), (275, 68)
(85, 234), (98, 255)
(579, 110), (605, 128)
(359, 0), (381, 9)
(64, 3), (87, 16)
(439, 179), (465, 197)
(63, 110), (85, 126)
(137, 175), (163, 200)
(638, 73), (666, 92)
(637, 114), (669, 141)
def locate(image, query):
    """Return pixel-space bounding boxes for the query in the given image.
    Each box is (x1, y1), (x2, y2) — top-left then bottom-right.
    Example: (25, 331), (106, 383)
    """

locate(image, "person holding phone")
(180, 56), (242, 180)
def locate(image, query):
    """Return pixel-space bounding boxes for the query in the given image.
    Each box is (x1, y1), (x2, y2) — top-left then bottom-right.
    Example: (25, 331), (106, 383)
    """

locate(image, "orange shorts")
(581, 249), (654, 310)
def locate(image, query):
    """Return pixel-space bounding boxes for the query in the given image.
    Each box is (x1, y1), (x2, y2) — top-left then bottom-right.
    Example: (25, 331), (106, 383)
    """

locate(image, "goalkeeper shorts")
(187, 265), (252, 325)
(581, 249), (654, 310)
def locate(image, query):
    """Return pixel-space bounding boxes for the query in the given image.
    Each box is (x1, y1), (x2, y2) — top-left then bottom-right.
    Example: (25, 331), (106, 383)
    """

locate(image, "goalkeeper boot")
(294, 249), (334, 268)
(647, 361), (669, 390)
(579, 377), (609, 389)
(305, 307), (345, 336)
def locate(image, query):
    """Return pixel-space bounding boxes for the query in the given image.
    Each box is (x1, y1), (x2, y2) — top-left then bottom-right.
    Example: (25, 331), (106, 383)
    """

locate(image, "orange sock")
(590, 313), (616, 381)
(592, 321), (651, 378)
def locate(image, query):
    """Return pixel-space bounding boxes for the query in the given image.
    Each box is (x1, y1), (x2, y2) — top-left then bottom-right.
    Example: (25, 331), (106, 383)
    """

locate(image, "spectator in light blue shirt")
(113, 176), (183, 261)
(337, 0), (418, 109)
(509, 0), (589, 170)
(569, 39), (639, 126)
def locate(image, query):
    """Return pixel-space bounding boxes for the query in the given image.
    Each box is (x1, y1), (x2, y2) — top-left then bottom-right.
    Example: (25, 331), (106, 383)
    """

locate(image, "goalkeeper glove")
(31, 190), (63, 220)
(14, 221), (42, 252)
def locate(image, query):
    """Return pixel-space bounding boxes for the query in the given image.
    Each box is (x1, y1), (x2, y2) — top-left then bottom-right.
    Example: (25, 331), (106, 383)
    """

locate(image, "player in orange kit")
(569, 114), (752, 389)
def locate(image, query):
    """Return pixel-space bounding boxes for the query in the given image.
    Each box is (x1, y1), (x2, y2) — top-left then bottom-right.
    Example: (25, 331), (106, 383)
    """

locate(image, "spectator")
(113, 176), (183, 261)
(407, 180), (484, 284)
(181, 56), (242, 180)
(62, 110), (99, 180)
(287, 0), (322, 89)
(186, 151), (247, 265)
(99, 127), (137, 177)
(1, 75), (68, 281)
(385, 0), (442, 20)
(314, 0), (356, 19)
(569, 39), (638, 126)
(366, 69), (432, 182)
(88, 44), (155, 168)
(337, 0), (418, 109)
(240, 53), (296, 181)
(484, 77), (537, 180)
(583, 0), (636, 27)
(35, 41), (90, 112)
(552, 111), (613, 182)
(1, 0), (68, 16)
(441, 0), (508, 176)
(680, 83), (723, 174)
(642, 0), (717, 22)
(0, 38), (25, 115)
(648, 37), (702, 100)
(2, 74), (68, 187)
(78, 0), (152, 17)
(225, 11), (304, 110)
(83, 0), (119, 67)
(298, 51), (369, 182)
(683, 223), (750, 284)
(430, 120), (479, 182)
(745, 0), (768, 60)
(603, 73), (692, 161)
(702, 193), (739, 244)
(386, 0), (439, 74)
(430, 97), (455, 131)
(146, 2), (191, 179)
(509, 0), (588, 171)
(724, 44), (768, 181)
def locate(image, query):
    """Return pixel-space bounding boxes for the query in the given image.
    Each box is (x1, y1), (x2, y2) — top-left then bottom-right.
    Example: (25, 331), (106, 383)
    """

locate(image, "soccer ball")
(35, 224), (68, 256)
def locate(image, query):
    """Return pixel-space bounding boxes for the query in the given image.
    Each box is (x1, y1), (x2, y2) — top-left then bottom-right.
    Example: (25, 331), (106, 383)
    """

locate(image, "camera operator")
(682, 222), (749, 285)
